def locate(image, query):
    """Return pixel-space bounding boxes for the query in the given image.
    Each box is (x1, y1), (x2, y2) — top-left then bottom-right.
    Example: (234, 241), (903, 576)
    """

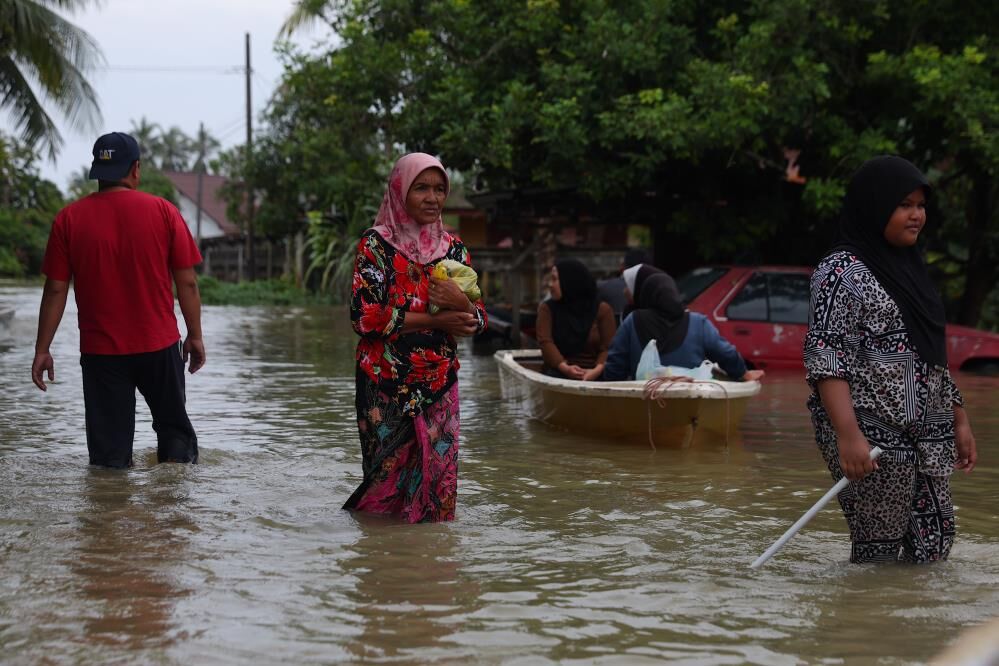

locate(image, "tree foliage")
(266, 0), (999, 323)
(0, 0), (103, 158)
(0, 132), (62, 276)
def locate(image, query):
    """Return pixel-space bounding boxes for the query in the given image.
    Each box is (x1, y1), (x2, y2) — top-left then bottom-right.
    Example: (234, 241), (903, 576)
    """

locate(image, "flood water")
(1, 284), (998, 665)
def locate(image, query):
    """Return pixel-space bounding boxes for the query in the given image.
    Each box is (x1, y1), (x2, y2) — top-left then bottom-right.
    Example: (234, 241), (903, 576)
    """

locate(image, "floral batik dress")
(804, 251), (962, 563)
(344, 229), (487, 523)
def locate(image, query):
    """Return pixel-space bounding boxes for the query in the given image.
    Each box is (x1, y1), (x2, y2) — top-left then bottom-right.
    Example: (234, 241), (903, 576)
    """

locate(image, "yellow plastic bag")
(430, 259), (481, 313)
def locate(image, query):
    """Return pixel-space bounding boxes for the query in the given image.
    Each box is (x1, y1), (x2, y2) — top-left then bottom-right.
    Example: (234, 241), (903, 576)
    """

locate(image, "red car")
(677, 265), (999, 372)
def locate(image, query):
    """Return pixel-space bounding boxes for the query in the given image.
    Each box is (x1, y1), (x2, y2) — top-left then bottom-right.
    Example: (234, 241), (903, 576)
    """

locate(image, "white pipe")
(750, 446), (884, 570)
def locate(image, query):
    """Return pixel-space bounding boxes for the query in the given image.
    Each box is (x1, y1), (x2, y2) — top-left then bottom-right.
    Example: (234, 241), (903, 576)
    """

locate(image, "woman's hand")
(582, 364), (604, 381)
(742, 369), (765, 382)
(432, 310), (478, 337)
(558, 361), (586, 380)
(429, 277), (473, 313)
(954, 406), (977, 473)
(838, 431), (878, 481)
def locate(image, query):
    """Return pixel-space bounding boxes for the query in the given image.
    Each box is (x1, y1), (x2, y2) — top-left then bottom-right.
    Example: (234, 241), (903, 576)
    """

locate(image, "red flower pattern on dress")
(350, 229), (487, 416)
(359, 302), (391, 336)
(408, 347), (450, 393)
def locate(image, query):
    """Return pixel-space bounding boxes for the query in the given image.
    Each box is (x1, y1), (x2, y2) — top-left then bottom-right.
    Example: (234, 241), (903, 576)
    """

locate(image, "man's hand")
(31, 352), (55, 391)
(742, 369), (766, 382)
(838, 431), (878, 481)
(183, 337), (206, 374)
(432, 310), (478, 337)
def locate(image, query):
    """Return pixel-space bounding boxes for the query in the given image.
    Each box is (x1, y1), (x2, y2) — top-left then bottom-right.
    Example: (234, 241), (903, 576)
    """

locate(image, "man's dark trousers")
(81, 341), (198, 468)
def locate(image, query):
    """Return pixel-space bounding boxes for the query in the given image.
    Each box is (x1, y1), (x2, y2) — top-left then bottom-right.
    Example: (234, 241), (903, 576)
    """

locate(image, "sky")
(18, 0), (329, 192)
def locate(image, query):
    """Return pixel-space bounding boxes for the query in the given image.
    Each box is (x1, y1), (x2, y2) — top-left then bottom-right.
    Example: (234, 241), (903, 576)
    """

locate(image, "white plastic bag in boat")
(665, 360), (714, 380)
(636, 339), (661, 380)
(636, 339), (714, 381)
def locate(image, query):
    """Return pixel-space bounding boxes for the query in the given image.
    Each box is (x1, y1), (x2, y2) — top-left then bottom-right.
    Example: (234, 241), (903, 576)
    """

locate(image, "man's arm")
(32, 278), (70, 391)
(172, 267), (205, 373)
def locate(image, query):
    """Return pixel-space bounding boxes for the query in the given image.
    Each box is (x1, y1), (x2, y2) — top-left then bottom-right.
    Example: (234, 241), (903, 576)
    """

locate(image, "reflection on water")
(1, 284), (998, 664)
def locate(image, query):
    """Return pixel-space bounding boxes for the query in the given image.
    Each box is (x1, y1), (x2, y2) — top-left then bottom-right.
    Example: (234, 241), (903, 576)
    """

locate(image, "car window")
(725, 271), (811, 323)
(725, 273), (768, 321)
(768, 273), (811, 324)
(675, 266), (727, 304)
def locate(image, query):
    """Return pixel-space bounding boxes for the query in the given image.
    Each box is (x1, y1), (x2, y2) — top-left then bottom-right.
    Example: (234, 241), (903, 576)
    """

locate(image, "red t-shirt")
(42, 189), (203, 355)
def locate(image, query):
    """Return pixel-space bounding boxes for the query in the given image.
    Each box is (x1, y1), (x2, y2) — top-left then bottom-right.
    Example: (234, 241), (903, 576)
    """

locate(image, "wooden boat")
(494, 349), (762, 447)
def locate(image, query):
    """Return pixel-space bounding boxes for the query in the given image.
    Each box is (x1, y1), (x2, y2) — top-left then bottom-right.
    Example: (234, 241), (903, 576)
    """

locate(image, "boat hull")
(495, 349), (760, 446)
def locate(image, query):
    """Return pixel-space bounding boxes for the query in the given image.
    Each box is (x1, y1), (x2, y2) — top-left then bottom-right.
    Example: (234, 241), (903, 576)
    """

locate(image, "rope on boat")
(642, 376), (732, 450)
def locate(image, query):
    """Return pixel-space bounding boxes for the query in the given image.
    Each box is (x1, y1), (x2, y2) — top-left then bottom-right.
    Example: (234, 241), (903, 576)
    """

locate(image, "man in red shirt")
(32, 132), (206, 468)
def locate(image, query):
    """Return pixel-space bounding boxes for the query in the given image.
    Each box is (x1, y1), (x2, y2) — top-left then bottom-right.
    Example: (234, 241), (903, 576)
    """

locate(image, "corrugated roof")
(162, 170), (242, 237)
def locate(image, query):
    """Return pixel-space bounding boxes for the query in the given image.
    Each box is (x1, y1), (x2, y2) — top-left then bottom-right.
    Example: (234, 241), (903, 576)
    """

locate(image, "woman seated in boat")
(536, 259), (616, 381)
(603, 273), (765, 382)
(620, 262), (664, 319)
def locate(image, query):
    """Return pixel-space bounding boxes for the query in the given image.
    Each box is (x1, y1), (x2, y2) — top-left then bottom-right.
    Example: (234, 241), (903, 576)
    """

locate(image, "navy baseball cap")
(88, 132), (140, 180)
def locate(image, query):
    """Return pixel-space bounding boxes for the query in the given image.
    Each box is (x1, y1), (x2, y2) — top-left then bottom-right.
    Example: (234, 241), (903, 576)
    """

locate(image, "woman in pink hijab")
(344, 153), (487, 522)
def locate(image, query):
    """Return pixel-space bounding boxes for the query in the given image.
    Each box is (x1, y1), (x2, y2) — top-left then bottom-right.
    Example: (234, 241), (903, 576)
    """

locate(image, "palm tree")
(191, 125), (220, 173)
(66, 164), (94, 199)
(157, 125), (193, 171)
(128, 116), (161, 163)
(0, 0), (104, 159)
(279, 0), (332, 37)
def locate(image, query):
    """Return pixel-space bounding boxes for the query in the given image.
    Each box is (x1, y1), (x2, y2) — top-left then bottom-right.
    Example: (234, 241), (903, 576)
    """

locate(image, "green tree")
(128, 116), (162, 159)
(0, 132), (63, 275)
(156, 125), (194, 171)
(273, 0), (999, 324)
(0, 0), (103, 158)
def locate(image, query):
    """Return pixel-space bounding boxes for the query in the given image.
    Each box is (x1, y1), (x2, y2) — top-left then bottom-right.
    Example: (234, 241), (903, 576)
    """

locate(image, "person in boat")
(597, 247), (652, 324)
(536, 258), (616, 381)
(804, 155), (977, 563)
(345, 153), (487, 523)
(621, 262), (664, 319)
(603, 272), (765, 382)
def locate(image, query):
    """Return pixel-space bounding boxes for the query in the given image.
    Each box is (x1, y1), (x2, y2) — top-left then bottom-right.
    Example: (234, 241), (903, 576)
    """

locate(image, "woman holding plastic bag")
(602, 273), (764, 382)
(345, 153), (487, 523)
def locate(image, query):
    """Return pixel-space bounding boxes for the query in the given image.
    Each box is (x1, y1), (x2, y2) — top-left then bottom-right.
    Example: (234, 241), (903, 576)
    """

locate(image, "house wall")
(176, 194), (226, 240)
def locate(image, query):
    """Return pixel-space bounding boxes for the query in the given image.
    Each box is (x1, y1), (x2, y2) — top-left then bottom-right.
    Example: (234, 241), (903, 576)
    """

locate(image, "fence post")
(295, 232), (305, 289)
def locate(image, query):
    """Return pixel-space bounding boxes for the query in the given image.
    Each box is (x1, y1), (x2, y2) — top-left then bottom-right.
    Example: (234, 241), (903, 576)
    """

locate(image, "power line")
(101, 65), (244, 74)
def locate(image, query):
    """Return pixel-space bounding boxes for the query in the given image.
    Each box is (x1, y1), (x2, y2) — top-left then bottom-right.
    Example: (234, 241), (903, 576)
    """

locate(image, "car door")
(718, 270), (811, 369)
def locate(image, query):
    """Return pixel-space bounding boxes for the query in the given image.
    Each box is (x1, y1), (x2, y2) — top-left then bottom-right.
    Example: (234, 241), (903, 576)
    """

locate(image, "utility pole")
(195, 121), (205, 248)
(244, 31), (255, 281)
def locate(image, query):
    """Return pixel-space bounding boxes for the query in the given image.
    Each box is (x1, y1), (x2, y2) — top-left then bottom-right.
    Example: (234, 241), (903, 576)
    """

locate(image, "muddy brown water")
(1, 285), (997, 664)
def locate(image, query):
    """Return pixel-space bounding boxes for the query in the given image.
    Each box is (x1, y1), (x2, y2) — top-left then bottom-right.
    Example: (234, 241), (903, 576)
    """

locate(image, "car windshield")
(675, 266), (727, 304)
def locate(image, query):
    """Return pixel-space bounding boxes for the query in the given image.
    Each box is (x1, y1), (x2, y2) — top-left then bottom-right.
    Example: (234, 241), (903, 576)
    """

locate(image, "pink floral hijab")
(371, 152), (451, 264)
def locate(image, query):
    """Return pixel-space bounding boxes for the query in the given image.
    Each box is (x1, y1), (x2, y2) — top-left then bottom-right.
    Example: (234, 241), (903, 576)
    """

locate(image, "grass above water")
(197, 276), (334, 307)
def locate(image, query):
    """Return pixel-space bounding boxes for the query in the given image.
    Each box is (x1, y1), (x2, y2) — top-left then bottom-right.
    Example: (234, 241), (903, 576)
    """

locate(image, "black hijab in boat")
(546, 258), (599, 358)
(831, 155), (947, 367)
(633, 272), (690, 354)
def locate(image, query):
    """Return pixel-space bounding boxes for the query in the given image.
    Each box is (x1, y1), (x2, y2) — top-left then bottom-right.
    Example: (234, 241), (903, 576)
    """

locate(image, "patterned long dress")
(344, 229), (487, 523)
(804, 251), (962, 563)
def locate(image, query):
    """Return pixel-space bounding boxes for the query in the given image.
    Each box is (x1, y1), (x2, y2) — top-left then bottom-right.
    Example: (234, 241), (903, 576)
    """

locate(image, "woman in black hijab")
(603, 272), (763, 381)
(536, 259), (616, 380)
(621, 263), (664, 319)
(803, 155), (977, 564)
